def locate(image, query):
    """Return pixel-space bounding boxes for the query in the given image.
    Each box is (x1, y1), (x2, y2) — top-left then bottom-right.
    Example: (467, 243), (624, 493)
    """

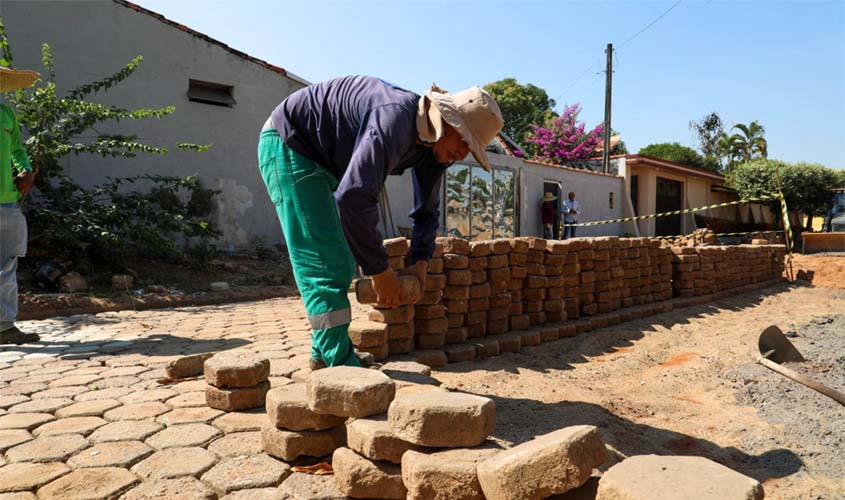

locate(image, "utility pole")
(602, 43), (613, 174)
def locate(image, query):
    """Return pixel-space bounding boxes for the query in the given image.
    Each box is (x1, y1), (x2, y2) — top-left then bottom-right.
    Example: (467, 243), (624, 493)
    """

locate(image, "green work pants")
(257, 129), (360, 367)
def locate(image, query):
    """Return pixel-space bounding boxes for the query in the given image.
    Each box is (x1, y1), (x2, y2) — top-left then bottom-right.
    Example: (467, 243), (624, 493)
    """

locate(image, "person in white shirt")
(563, 191), (581, 239)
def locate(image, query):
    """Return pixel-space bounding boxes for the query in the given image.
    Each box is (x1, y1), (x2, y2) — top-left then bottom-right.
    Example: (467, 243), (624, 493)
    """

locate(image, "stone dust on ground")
(434, 283), (845, 500)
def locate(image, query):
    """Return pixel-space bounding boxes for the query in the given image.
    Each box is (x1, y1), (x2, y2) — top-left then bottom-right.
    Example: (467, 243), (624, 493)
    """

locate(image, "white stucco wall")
(3, 0), (307, 250)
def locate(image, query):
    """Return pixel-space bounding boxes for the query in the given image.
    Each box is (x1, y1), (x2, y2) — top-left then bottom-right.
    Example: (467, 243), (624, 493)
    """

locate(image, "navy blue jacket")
(271, 76), (447, 276)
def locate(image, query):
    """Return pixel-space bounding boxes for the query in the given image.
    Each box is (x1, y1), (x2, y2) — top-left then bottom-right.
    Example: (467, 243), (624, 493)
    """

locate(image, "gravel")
(726, 314), (845, 480)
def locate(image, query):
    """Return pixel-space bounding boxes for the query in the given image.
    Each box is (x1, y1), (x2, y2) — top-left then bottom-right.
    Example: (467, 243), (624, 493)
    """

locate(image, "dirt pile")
(792, 254), (845, 289)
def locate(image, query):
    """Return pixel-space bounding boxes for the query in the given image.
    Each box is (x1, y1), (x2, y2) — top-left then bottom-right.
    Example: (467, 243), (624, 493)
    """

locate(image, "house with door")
(617, 155), (737, 237)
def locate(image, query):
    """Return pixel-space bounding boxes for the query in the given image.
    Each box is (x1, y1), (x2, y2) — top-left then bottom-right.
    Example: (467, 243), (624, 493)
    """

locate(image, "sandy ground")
(434, 283), (845, 500)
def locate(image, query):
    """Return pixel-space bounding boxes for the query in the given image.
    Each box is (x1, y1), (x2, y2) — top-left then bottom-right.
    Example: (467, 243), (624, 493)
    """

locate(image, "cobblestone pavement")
(0, 296), (357, 499)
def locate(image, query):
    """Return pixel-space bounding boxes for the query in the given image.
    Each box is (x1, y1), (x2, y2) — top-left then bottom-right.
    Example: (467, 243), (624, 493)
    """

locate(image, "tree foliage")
(718, 120), (768, 172)
(728, 159), (840, 217)
(525, 104), (603, 163)
(638, 142), (706, 169)
(0, 19), (217, 268)
(483, 78), (556, 151)
(689, 112), (725, 168)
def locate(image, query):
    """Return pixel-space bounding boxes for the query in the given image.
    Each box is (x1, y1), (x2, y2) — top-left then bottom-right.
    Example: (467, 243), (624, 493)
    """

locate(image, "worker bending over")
(258, 76), (503, 368)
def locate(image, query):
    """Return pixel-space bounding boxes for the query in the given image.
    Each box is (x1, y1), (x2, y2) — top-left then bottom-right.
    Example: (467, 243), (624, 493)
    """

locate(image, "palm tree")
(730, 120), (768, 162)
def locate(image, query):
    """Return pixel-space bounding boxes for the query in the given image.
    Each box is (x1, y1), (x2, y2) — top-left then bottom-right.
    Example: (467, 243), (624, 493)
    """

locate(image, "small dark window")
(187, 79), (235, 107)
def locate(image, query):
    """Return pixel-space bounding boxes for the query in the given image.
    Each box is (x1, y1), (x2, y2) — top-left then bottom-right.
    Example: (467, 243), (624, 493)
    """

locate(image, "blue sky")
(140, 0), (844, 168)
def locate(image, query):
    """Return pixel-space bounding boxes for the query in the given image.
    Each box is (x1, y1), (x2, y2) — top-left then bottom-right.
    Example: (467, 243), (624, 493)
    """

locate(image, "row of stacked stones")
(672, 244), (786, 297)
(265, 364), (610, 499)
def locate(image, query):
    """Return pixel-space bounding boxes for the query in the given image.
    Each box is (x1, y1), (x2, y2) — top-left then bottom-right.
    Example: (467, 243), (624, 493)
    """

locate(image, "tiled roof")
(114, 0), (309, 85)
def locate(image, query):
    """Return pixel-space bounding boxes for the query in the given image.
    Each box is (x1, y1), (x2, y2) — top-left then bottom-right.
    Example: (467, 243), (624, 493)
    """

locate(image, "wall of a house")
(4, 0), (307, 250)
(520, 160), (624, 238)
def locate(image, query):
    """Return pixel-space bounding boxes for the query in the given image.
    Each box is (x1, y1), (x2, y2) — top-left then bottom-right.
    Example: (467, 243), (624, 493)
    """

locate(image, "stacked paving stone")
(577, 240), (598, 316)
(543, 240), (568, 324)
(521, 237), (547, 328)
(204, 350), (270, 411)
(438, 237), (471, 355)
(673, 244), (785, 297)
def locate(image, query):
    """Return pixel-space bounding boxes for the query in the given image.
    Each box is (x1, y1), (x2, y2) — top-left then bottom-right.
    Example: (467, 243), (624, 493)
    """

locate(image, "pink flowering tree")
(526, 104), (604, 162)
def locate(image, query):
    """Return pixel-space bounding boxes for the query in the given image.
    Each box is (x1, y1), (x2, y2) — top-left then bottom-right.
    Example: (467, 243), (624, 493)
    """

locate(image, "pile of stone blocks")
(439, 237), (471, 349)
(203, 350), (270, 411)
(672, 244), (785, 297)
(522, 237), (548, 328)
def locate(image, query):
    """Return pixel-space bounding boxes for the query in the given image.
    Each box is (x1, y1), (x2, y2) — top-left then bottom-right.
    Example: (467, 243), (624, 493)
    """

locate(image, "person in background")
(1, 65), (40, 345)
(541, 191), (557, 239)
(563, 191), (581, 239)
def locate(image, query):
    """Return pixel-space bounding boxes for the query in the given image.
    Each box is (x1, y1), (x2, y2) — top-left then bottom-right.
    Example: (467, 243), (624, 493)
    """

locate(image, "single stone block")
(540, 327), (560, 343)
(383, 237), (410, 257)
(494, 333), (522, 353)
(595, 454), (764, 500)
(368, 305), (414, 324)
(130, 447), (218, 479)
(145, 423), (221, 450)
(32, 416), (106, 437)
(206, 381), (270, 411)
(0, 429), (32, 452)
(66, 440), (153, 468)
(476, 425), (607, 499)
(103, 402), (170, 421)
(201, 454), (291, 494)
(333, 447), (407, 499)
(88, 420), (162, 443)
(355, 276), (421, 305)
(402, 447), (501, 500)
(166, 353), (214, 380)
(446, 327), (469, 344)
(280, 472), (348, 500)
(54, 399), (121, 418)
(266, 384), (346, 431)
(518, 330), (542, 347)
(474, 338), (500, 358)
(348, 321), (389, 348)
(0, 413), (54, 431)
(157, 407), (224, 426)
(307, 366), (395, 418)
(436, 237), (470, 255)
(36, 467), (138, 499)
(204, 351), (270, 389)
(380, 361), (431, 377)
(207, 431), (263, 457)
(0, 462), (70, 493)
(5, 433), (89, 463)
(388, 391), (495, 447)
(261, 423), (346, 462)
(408, 350), (448, 368)
(445, 344), (477, 363)
(346, 415), (422, 464)
(121, 477), (217, 500)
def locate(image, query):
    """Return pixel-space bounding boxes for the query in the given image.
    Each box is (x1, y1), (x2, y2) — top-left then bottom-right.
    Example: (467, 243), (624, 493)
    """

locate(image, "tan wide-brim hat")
(0, 66), (39, 93)
(544, 192), (558, 201)
(417, 84), (504, 171)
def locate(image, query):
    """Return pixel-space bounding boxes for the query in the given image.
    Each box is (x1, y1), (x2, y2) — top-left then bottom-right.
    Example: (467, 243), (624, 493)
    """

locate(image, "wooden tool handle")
(758, 357), (845, 406)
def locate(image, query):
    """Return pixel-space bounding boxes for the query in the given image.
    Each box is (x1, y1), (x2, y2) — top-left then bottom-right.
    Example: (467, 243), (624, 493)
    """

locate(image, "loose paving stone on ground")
(402, 447), (501, 500)
(596, 454), (765, 500)
(204, 351), (270, 388)
(201, 453), (291, 494)
(0, 462), (70, 493)
(346, 415), (421, 464)
(261, 423), (347, 462)
(388, 391), (495, 447)
(476, 425), (608, 499)
(267, 384), (346, 431)
(130, 447), (219, 479)
(332, 447), (406, 499)
(307, 367), (395, 418)
(36, 466), (138, 499)
(121, 477), (217, 500)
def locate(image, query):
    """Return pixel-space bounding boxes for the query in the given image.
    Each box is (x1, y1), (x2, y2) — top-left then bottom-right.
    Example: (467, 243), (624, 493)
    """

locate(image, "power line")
(617, 0), (683, 49)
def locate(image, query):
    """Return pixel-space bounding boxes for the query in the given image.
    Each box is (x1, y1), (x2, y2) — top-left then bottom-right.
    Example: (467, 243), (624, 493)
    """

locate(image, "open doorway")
(542, 181), (562, 239)
(655, 177), (682, 236)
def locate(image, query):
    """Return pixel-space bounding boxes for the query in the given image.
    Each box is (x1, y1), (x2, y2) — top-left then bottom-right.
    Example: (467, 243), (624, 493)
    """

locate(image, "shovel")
(756, 325), (845, 406)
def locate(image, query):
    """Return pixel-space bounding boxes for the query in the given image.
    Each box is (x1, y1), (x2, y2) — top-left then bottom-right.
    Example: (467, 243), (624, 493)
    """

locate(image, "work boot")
(0, 327), (40, 345)
(308, 357), (327, 371)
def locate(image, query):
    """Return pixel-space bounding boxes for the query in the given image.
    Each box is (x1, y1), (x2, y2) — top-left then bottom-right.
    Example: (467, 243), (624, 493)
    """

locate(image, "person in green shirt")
(1, 65), (39, 344)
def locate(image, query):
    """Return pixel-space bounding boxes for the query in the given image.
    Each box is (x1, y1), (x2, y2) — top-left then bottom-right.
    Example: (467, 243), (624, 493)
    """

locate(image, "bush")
(728, 159), (840, 217)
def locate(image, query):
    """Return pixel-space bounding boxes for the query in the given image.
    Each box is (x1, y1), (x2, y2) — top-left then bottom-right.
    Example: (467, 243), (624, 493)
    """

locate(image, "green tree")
(725, 120), (768, 166)
(728, 159), (840, 230)
(638, 142), (705, 169)
(483, 78), (556, 152)
(689, 111), (725, 169)
(0, 19), (216, 268)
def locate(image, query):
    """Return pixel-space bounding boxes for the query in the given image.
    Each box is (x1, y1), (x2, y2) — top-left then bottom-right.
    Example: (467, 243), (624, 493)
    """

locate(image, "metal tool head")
(758, 325), (805, 364)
